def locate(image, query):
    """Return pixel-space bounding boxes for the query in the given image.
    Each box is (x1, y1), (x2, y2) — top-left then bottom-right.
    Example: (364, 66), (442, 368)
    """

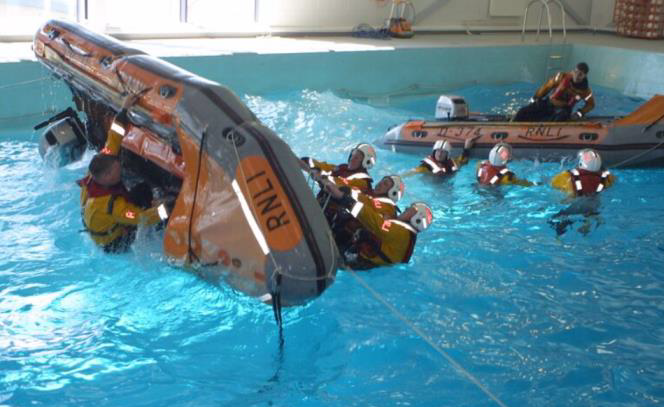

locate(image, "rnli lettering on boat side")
(412, 125), (577, 142)
(521, 125), (572, 140)
(236, 156), (303, 252)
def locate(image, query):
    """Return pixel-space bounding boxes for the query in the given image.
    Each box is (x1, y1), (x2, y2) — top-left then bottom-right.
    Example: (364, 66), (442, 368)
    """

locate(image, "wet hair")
(577, 62), (589, 74)
(89, 154), (119, 181)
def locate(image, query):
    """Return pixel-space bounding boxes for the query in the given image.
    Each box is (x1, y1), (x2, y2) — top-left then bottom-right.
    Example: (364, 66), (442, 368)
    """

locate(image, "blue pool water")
(2, 82), (664, 406)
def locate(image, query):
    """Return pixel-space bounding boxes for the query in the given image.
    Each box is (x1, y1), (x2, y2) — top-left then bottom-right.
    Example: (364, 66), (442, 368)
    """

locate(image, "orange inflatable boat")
(33, 20), (339, 306)
(383, 95), (664, 167)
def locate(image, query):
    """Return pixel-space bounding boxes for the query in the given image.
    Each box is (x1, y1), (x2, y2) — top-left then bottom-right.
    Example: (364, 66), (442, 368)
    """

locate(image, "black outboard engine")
(35, 108), (87, 167)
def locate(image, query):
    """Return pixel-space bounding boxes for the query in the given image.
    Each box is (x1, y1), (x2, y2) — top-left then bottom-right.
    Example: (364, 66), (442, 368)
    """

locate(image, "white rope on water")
(0, 76), (50, 90)
(609, 138), (664, 169)
(347, 269), (510, 407)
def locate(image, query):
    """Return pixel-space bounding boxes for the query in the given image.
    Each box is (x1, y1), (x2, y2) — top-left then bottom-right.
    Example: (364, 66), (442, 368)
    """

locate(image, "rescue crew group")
(78, 61), (613, 270)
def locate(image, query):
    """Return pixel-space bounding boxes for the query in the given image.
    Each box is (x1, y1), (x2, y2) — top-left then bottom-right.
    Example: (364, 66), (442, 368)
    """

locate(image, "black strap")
(374, 248), (394, 265)
(106, 194), (118, 215)
(187, 130), (207, 263)
(271, 273), (284, 349)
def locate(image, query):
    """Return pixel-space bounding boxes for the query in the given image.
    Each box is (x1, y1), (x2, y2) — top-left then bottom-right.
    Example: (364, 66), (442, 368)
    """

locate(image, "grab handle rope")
(0, 76), (50, 90)
(609, 137), (664, 169)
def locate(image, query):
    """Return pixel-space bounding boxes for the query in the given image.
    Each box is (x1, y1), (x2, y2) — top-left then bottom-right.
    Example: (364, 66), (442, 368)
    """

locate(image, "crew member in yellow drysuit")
(550, 149), (615, 197)
(404, 137), (476, 178)
(321, 179), (432, 270)
(77, 91), (166, 252)
(300, 142), (376, 193)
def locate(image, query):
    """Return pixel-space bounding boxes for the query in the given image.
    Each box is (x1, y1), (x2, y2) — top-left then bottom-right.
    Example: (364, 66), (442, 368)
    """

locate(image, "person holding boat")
(319, 178), (432, 270)
(514, 62), (595, 122)
(402, 137), (476, 178)
(77, 90), (169, 253)
(300, 143), (376, 193)
(550, 149), (615, 197)
(321, 174), (405, 258)
(476, 143), (534, 186)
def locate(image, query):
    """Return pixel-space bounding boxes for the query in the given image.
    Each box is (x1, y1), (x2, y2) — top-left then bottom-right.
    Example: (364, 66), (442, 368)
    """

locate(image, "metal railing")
(521, 0), (567, 43)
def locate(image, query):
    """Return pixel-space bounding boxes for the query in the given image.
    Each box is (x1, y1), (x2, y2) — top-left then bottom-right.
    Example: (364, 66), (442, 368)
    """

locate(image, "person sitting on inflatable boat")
(77, 91), (169, 253)
(476, 143), (534, 187)
(551, 149), (615, 197)
(321, 179), (432, 270)
(403, 137), (476, 178)
(300, 143), (376, 193)
(514, 62), (595, 122)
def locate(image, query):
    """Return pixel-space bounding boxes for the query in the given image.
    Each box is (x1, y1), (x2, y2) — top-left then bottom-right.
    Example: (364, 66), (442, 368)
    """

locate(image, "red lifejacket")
(420, 156), (458, 176)
(550, 73), (580, 108)
(568, 168), (611, 197)
(77, 175), (131, 200)
(476, 161), (513, 185)
(326, 164), (371, 189)
(331, 164), (361, 178)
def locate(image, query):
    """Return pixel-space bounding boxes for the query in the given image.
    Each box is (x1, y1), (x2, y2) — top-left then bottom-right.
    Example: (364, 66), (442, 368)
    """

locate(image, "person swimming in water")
(548, 148), (615, 236)
(402, 137), (477, 179)
(476, 142), (534, 187)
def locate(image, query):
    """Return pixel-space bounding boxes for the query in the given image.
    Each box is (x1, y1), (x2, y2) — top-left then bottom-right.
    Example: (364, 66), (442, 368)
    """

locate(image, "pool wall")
(1, 42), (663, 130)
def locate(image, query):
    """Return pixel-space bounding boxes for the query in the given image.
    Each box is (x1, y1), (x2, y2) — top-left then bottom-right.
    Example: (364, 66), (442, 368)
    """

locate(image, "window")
(0, 0), (77, 36)
(86, 0), (180, 33)
(0, 0), (259, 37)
(187, 0), (256, 31)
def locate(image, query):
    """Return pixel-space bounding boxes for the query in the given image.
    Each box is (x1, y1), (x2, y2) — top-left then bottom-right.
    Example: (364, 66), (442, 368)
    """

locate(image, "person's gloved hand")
(572, 111), (584, 120)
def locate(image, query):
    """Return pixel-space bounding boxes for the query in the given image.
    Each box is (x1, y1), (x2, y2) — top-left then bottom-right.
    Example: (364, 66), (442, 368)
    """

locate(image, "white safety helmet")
(409, 202), (433, 232)
(488, 142), (512, 166)
(384, 175), (405, 202)
(577, 148), (602, 172)
(350, 143), (376, 170)
(432, 140), (452, 161)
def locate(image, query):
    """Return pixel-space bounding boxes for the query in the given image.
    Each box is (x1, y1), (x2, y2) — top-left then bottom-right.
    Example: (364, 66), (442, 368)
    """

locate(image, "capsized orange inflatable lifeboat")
(383, 95), (664, 167)
(33, 19), (339, 305)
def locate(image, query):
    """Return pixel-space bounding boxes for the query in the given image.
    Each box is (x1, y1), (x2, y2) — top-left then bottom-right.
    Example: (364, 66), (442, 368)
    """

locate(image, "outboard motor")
(37, 115), (86, 167)
(435, 95), (469, 121)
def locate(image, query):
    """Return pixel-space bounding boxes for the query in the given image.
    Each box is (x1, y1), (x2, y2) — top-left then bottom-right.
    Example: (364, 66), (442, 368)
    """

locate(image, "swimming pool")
(2, 82), (664, 406)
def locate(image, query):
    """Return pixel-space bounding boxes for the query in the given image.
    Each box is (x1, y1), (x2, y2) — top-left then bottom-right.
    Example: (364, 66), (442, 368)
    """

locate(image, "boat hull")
(34, 20), (339, 305)
(383, 97), (664, 167)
